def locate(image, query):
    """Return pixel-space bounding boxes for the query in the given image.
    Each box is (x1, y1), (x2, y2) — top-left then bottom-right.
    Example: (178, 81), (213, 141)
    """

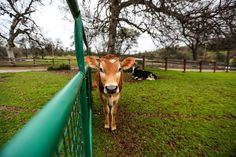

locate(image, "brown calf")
(85, 54), (135, 131)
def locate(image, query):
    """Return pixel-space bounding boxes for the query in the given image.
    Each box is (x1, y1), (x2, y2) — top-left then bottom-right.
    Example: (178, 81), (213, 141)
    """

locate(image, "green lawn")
(13, 57), (77, 66)
(0, 71), (73, 146)
(92, 70), (236, 157)
(0, 70), (236, 156)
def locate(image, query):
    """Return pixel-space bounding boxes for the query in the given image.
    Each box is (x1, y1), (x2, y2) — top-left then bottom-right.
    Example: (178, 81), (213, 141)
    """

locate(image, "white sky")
(32, 1), (157, 53)
(32, 1), (73, 49)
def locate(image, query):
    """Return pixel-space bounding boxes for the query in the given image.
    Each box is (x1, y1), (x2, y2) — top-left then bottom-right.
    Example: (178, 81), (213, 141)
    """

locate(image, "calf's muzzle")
(105, 85), (118, 94)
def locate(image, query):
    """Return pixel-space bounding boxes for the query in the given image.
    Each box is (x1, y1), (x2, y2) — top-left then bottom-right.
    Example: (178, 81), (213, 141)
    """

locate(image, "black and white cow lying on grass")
(132, 66), (157, 80)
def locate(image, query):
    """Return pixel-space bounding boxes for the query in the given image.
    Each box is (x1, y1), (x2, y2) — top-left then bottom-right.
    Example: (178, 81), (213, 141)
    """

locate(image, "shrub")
(59, 64), (71, 70)
(230, 58), (236, 66)
(47, 64), (71, 71)
(47, 66), (55, 71)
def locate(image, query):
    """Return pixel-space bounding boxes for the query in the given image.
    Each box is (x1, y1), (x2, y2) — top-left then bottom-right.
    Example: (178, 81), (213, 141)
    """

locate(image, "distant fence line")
(0, 57), (77, 67)
(1, 56), (235, 72)
(137, 56), (235, 72)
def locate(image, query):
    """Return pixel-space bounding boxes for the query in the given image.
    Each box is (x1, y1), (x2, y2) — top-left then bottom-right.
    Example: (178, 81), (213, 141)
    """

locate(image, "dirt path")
(0, 67), (79, 73)
(0, 67), (47, 73)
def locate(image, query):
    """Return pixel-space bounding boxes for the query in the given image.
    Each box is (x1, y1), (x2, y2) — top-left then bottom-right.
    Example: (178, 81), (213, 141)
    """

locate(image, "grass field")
(0, 69), (236, 156)
(93, 69), (236, 156)
(1, 56), (78, 66)
(0, 71), (73, 146)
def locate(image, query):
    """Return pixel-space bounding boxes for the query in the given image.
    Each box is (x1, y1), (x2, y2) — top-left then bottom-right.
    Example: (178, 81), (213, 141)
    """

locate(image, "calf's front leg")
(103, 101), (110, 129)
(111, 101), (118, 131)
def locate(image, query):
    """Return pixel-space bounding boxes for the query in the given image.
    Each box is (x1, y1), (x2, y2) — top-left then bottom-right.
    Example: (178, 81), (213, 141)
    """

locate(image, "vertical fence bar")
(74, 14), (92, 157)
(226, 51), (230, 72)
(199, 60), (202, 72)
(142, 55), (145, 70)
(165, 58), (168, 71)
(183, 59), (186, 72)
(33, 58), (36, 65)
(10, 58), (14, 65)
(66, 1), (92, 156)
(86, 49), (93, 155)
(213, 62), (216, 72)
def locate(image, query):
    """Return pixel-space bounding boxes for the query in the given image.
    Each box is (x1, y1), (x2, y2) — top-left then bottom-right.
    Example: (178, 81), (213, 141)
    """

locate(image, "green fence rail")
(0, 0), (93, 156)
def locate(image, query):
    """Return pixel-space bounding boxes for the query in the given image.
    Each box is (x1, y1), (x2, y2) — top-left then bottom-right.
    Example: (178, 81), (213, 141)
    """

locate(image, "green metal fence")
(0, 0), (93, 156)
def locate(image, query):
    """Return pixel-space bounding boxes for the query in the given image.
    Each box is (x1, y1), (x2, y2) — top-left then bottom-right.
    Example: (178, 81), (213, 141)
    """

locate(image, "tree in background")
(216, 0), (236, 52)
(54, 38), (64, 56)
(207, 1), (236, 62)
(0, 0), (44, 61)
(84, 0), (173, 53)
(58, 0), (236, 59)
(153, 0), (236, 60)
(82, 0), (236, 59)
(116, 28), (140, 54)
(0, 38), (7, 57)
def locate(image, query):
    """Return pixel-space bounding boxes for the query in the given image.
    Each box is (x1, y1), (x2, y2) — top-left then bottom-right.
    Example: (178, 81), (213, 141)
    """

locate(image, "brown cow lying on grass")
(85, 54), (135, 131)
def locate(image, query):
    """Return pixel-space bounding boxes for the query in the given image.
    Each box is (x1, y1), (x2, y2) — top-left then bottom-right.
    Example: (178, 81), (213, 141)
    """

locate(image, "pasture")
(0, 69), (236, 156)
(0, 71), (73, 146)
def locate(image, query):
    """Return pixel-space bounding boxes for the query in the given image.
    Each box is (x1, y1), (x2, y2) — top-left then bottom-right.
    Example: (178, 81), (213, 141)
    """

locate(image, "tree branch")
(118, 18), (147, 33)
(14, 28), (31, 37)
(6, 0), (19, 14)
(0, 33), (8, 40)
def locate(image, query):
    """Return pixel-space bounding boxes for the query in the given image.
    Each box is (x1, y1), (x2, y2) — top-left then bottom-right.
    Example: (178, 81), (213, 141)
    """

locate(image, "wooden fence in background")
(0, 58), (77, 67)
(1, 56), (235, 72)
(138, 56), (235, 72)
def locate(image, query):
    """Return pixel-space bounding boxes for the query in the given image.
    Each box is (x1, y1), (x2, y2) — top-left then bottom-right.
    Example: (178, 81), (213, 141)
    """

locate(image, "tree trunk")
(7, 18), (17, 62)
(192, 48), (197, 60)
(107, 1), (120, 54)
(191, 43), (198, 60)
(6, 45), (15, 63)
(25, 50), (28, 58)
(41, 52), (44, 59)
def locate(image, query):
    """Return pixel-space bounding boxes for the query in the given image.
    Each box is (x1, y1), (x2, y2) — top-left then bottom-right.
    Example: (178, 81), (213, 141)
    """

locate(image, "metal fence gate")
(0, 0), (93, 156)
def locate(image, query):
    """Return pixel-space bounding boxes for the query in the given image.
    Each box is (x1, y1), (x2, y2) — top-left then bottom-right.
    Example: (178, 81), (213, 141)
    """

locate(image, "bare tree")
(175, 0), (236, 60)
(61, 0), (180, 54)
(61, 0), (236, 58)
(85, 0), (210, 54)
(116, 28), (140, 54)
(89, 0), (159, 53)
(43, 38), (54, 57)
(207, 1), (236, 63)
(87, 0), (236, 58)
(0, 0), (43, 61)
(218, 0), (236, 51)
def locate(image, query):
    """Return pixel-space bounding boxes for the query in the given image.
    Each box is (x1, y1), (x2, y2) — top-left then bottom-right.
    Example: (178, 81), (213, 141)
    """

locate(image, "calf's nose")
(105, 85), (118, 94)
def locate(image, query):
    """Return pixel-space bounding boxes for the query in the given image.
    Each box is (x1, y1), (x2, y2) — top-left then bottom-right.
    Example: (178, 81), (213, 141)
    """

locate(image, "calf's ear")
(121, 57), (135, 70)
(85, 56), (100, 69)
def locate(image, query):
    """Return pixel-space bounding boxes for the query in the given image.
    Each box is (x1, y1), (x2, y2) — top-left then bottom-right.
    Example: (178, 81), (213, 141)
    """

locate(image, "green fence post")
(74, 14), (92, 157)
(86, 49), (93, 149)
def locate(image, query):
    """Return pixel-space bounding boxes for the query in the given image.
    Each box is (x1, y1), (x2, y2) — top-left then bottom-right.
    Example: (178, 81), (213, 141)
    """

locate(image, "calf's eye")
(99, 68), (104, 72)
(118, 67), (122, 71)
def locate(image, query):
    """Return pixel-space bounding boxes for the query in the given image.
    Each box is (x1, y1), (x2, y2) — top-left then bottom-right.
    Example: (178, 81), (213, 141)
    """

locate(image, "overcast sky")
(32, 1), (157, 53)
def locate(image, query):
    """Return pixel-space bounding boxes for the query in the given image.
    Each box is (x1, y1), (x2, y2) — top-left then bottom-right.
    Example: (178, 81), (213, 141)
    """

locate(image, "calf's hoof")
(111, 126), (117, 131)
(104, 124), (110, 129)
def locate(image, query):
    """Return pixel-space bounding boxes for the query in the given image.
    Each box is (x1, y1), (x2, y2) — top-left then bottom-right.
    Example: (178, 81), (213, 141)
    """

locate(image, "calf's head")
(85, 55), (135, 94)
